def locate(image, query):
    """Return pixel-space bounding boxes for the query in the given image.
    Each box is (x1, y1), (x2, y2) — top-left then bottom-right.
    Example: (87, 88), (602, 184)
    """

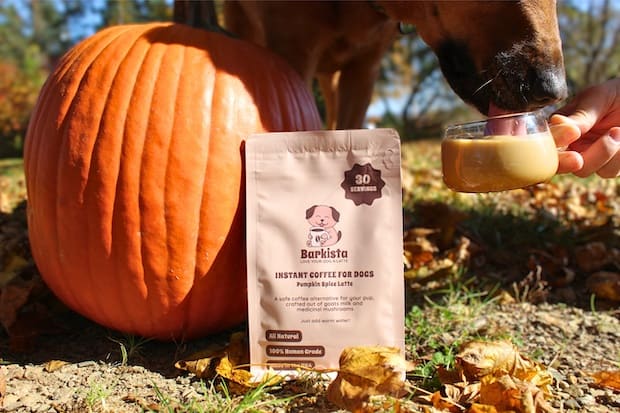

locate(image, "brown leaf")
(586, 272), (620, 301)
(430, 390), (461, 412)
(0, 255), (29, 288)
(403, 229), (438, 271)
(479, 375), (556, 413)
(0, 280), (34, 331)
(5, 302), (61, 353)
(457, 340), (527, 379)
(326, 346), (413, 412)
(466, 404), (498, 413)
(574, 242), (610, 272)
(456, 340), (553, 394)
(403, 246), (435, 270)
(414, 201), (468, 249)
(174, 332), (263, 391)
(215, 355), (258, 390)
(590, 370), (620, 391)
(175, 355), (219, 379)
(175, 332), (247, 378)
(43, 360), (70, 372)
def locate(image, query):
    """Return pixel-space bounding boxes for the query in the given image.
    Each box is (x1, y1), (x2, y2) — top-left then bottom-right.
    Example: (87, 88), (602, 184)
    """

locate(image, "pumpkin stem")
(173, 0), (230, 34)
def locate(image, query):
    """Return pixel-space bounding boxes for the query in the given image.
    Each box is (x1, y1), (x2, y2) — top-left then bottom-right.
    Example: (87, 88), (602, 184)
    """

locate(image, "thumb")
(553, 86), (607, 135)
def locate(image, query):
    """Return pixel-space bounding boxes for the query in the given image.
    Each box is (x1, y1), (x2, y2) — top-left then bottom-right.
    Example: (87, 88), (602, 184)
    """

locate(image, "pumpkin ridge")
(275, 63), (302, 130)
(285, 64), (319, 128)
(167, 36), (215, 337)
(65, 26), (150, 326)
(137, 29), (177, 332)
(186, 35), (226, 337)
(181, 42), (246, 335)
(30, 25), (138, 317)
(109, 29), (160, 336)
(87, 26), (158, 334)
(161, 28), (193, 333)
(25, 24), (134, 217)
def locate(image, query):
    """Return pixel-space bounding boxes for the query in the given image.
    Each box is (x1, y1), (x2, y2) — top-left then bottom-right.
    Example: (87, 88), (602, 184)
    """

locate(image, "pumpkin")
(23, 20), (321, 339)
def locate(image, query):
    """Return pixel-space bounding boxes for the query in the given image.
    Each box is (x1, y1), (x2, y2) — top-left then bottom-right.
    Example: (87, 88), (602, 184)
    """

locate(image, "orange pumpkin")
(24, 22), (321, 339)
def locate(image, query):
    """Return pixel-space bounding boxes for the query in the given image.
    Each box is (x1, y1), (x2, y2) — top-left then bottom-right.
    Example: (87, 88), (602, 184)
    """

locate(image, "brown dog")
(224, 1), (567, 129)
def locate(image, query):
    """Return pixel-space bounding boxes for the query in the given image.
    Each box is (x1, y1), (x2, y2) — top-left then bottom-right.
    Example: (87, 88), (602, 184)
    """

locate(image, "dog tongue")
(488, 102), (512, 117)
(486, 103), (523, 135)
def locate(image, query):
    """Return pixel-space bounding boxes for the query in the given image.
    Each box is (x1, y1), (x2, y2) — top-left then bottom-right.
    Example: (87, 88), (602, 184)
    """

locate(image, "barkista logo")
(305, 205), (342, 247)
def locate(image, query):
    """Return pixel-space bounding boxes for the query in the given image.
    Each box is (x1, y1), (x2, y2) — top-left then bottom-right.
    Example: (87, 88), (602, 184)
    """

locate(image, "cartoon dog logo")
(306, 205), (342, 247)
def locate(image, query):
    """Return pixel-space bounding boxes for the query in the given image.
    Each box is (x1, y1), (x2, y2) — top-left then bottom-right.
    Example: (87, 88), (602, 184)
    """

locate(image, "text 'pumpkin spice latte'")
(23, 20), (320, 340)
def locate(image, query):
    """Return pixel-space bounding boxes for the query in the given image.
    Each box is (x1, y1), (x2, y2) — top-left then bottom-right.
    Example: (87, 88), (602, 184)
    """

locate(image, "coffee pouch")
(245, 129), (404, 379)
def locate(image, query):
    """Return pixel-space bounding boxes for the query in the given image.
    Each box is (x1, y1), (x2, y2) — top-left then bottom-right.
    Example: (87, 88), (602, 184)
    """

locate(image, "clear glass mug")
(441, 110), (559, 192)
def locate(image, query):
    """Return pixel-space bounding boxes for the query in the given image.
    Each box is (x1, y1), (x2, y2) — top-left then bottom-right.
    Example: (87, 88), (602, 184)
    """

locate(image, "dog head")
(379, 0), (567, 115)
(306, 205), (340, 229)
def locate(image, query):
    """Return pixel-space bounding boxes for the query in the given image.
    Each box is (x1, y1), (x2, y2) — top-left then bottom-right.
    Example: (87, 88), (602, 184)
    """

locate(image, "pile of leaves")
(173, 334), (619, 413)
(400, 140), (620, 307)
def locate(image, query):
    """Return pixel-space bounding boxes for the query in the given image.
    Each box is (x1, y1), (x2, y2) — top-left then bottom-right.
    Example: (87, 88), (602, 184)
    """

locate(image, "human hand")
(549, 78), (620, 178)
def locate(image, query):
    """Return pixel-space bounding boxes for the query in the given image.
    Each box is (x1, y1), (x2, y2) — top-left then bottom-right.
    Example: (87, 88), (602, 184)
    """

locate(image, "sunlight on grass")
(0, 158), (25, 212)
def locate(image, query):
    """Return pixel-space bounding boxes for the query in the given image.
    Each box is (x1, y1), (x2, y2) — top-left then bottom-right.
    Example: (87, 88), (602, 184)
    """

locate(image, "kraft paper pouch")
(245, 128), (404, 379)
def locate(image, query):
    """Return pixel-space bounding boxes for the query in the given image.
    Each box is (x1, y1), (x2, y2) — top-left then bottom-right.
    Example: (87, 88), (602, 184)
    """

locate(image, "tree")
(374, 29), (473, 140)
(558, 0), (620, 93)
(0, 0), (174, 157)
(100, 0), (171, 27)
(0, 2), (47, 157)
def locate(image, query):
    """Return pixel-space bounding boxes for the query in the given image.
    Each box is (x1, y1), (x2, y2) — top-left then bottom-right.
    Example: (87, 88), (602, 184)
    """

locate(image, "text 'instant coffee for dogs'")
(245, 129), (405, 379)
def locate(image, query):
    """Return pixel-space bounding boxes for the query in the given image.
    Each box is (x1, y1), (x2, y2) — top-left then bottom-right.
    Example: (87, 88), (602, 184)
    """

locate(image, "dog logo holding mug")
(306, 205), (342, 247)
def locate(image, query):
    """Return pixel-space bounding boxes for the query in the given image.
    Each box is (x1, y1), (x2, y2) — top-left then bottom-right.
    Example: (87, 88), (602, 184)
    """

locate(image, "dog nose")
(527, 68), (567, 106)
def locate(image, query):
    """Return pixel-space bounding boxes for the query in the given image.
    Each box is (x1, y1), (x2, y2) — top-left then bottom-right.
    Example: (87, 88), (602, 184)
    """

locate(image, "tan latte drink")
(441, 111), (559, 193)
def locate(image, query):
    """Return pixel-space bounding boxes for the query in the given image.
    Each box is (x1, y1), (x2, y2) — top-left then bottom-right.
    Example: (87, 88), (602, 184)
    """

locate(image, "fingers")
(557, 150), (584, 174)
(573, 127), (620, 178)
(553, 83), (613, 135)
(549, 115), (581, 148)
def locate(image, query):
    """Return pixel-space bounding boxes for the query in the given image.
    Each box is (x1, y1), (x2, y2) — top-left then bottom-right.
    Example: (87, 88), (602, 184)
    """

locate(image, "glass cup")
(441, 110), (559, 193)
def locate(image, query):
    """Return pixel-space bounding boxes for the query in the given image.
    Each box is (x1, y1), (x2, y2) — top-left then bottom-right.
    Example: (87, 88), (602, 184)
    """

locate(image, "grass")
(145, 379), (299, 413)
(108, 333), (153, 366)
(405, 278), (502, 389)
(0, 158), (26, 212)
(84, 382), (113, 412)
(0, 158), (24, 176)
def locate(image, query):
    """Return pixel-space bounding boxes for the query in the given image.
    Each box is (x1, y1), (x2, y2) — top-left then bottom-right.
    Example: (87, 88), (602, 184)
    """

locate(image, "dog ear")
(306, 205), (317, 219)
(330, 207), (340, 222)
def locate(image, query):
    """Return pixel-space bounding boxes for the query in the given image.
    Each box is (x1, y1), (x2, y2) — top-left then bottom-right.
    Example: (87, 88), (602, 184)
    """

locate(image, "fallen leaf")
(574, 242), (609, 272)
(0, 255), (29, 287)
(218, 352), (265, 386)
(590, 370), (620, 391)
(479, 374), (556, 413)
(586, 272), (620, 301)
(467, 404), (498, 413)
(326, 346), (414, 412)
(43, 360), (70, 372)
(174, 332), (269, 392)
(414, 201), (468, 249)
(0, 280), (34, 331)
(429, 390), (460, 412)
(457, 340), (528, 379)
(175, 354), (219, 379)
(456, 340), (553, 394)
